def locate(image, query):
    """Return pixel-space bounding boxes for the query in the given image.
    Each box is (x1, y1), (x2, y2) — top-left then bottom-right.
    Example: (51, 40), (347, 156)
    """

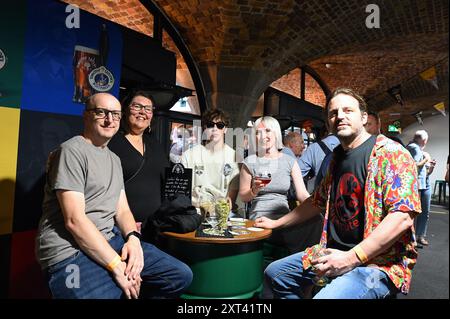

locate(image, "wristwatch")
(125, 231), (141, 242)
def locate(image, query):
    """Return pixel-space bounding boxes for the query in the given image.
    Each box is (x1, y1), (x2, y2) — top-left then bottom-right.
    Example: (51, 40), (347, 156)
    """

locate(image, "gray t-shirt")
(243, 153), (295, 220)
(36, 136), (124, 269)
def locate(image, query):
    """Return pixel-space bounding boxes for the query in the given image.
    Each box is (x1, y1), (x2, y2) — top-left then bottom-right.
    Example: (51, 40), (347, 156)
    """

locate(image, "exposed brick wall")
(270, 68), (300, 99)
(162, 30), (187, 70)
(305, 73), (326, 107)
(63, 0), (153, 36)
(270, 68), (326, 107)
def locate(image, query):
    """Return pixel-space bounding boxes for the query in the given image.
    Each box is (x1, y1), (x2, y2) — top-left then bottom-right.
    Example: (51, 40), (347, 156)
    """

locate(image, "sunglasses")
(206, 121), (226, 129)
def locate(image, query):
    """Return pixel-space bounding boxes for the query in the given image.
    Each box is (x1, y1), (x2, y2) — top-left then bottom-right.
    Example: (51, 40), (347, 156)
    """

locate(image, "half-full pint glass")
(72, 45), (99, 103)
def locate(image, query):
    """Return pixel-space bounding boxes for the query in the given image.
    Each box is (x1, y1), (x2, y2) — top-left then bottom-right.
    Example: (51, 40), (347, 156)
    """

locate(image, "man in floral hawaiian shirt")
(255, 88), (421, 299)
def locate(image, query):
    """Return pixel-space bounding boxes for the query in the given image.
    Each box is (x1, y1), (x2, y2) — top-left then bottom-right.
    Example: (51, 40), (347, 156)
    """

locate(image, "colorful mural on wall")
(0, 0), (125, 298)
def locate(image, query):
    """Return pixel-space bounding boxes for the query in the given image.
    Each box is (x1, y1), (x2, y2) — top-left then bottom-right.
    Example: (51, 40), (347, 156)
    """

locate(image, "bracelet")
(125, 230), (141, 242)
(352, 245), (369, 264)
(106, 255), (122, 272)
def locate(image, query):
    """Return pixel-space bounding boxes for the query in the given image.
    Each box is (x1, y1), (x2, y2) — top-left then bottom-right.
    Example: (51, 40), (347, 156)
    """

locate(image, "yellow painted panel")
(0, 106), (20, 235)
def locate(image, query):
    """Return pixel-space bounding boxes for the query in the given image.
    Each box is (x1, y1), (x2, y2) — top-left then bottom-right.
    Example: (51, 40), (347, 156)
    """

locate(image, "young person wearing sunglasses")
(181, 109), (240, 210)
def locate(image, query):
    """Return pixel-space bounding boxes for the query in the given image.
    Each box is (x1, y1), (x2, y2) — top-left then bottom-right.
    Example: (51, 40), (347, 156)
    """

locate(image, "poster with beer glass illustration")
(21, 0), (122, 116)
(72, 45), (99, 102)
(73, 24), (114, 103)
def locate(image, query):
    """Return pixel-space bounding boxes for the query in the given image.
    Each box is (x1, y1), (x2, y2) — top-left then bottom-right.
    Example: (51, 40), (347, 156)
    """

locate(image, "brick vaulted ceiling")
(64, 0), (448, 130)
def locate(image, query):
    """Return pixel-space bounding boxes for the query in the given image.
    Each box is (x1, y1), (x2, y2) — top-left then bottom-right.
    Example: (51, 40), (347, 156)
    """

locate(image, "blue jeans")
(45, 228), (193, 299)
(416, 187), (431, 238)
(264, 252), (396, 299)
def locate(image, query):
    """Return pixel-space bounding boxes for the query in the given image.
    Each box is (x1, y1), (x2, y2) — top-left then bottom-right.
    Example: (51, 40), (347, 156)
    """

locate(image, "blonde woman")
(239, 116), (309, 221)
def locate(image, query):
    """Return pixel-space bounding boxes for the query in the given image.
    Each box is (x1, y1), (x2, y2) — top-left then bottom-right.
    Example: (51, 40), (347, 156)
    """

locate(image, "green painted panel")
(0, 0), (27, 108)
(166, 239), (265, 299)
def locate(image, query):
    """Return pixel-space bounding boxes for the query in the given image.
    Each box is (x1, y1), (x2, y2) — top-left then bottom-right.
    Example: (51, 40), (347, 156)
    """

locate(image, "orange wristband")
(352, 245), (369, 264)
(106, 255), (122, 272)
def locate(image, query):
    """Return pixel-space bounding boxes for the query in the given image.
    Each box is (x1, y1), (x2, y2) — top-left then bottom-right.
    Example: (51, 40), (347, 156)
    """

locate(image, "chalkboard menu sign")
(163, 163), (192, 200)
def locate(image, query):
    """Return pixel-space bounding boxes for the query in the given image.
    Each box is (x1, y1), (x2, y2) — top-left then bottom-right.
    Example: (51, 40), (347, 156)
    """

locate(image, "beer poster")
(21, 0), (122, 116)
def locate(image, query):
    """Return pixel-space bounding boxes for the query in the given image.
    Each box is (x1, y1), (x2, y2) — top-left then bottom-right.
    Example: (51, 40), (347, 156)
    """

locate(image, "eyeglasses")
(86, 108), (122, 121)
(206, 121), (226, 129)
(130, 102), (155, 114)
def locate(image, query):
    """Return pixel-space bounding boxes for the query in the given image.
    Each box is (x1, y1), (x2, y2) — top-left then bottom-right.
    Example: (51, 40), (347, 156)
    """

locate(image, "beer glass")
(310, 248), (330, 287)
(203, 197), (230, 236)
(215, 198), (231, 232)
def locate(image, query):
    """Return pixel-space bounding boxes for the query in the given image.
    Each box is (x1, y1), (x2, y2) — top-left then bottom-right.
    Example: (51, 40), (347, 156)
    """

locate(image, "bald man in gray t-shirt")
(37, 136), (123, 269)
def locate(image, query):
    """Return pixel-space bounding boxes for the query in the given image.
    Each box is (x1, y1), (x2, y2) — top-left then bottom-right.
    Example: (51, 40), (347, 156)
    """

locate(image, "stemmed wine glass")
(204, 212), (219, 235)
(255, 172), (272, 187)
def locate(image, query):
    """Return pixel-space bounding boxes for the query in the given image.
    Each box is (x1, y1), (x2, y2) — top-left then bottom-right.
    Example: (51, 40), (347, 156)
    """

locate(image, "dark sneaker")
(413, 241), (423, 249)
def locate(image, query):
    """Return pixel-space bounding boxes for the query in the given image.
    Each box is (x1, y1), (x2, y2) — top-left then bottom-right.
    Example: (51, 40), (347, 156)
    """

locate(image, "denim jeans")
(264, 252), (396, 299)
(45, 227), (193, 299)
(416, 187), (431, 238)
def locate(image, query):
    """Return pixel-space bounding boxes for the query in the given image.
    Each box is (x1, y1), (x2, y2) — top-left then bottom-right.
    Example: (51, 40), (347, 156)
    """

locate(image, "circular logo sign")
(88, 66), (114, 92)
(0, 49), (7, 70)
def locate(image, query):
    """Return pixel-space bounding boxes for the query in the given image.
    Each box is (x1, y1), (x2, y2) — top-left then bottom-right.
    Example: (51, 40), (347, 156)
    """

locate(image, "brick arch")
(270, 67), (329, 107)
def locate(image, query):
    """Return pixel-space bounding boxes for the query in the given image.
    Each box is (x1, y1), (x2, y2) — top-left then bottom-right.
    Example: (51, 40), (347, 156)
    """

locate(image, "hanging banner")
(433, 102), (446, 116)
(420, 67), (439, 90)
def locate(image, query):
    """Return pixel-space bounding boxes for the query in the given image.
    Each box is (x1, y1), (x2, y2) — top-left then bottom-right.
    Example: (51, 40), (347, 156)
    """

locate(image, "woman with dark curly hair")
(108, 90), (169, 229)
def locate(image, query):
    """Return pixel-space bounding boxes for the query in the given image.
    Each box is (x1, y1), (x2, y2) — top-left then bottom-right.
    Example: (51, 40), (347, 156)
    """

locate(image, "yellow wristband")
(106, 255), (122, 272)
(352, 245), (369, 264)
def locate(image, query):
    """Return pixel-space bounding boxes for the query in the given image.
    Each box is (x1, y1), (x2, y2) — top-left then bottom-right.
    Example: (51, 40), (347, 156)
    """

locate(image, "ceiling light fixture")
(413, 111), (424, 125)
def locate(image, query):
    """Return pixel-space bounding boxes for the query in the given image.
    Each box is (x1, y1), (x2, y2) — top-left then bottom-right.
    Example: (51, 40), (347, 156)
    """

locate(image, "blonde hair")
(253, 116), (284, 150)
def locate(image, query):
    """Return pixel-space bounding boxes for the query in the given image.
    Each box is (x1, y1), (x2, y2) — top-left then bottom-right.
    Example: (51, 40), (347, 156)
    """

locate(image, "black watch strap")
(125, 231), (141, 241)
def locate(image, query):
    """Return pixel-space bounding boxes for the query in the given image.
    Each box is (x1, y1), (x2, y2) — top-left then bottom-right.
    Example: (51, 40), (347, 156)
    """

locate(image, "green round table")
(162, 220), (272, 299)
